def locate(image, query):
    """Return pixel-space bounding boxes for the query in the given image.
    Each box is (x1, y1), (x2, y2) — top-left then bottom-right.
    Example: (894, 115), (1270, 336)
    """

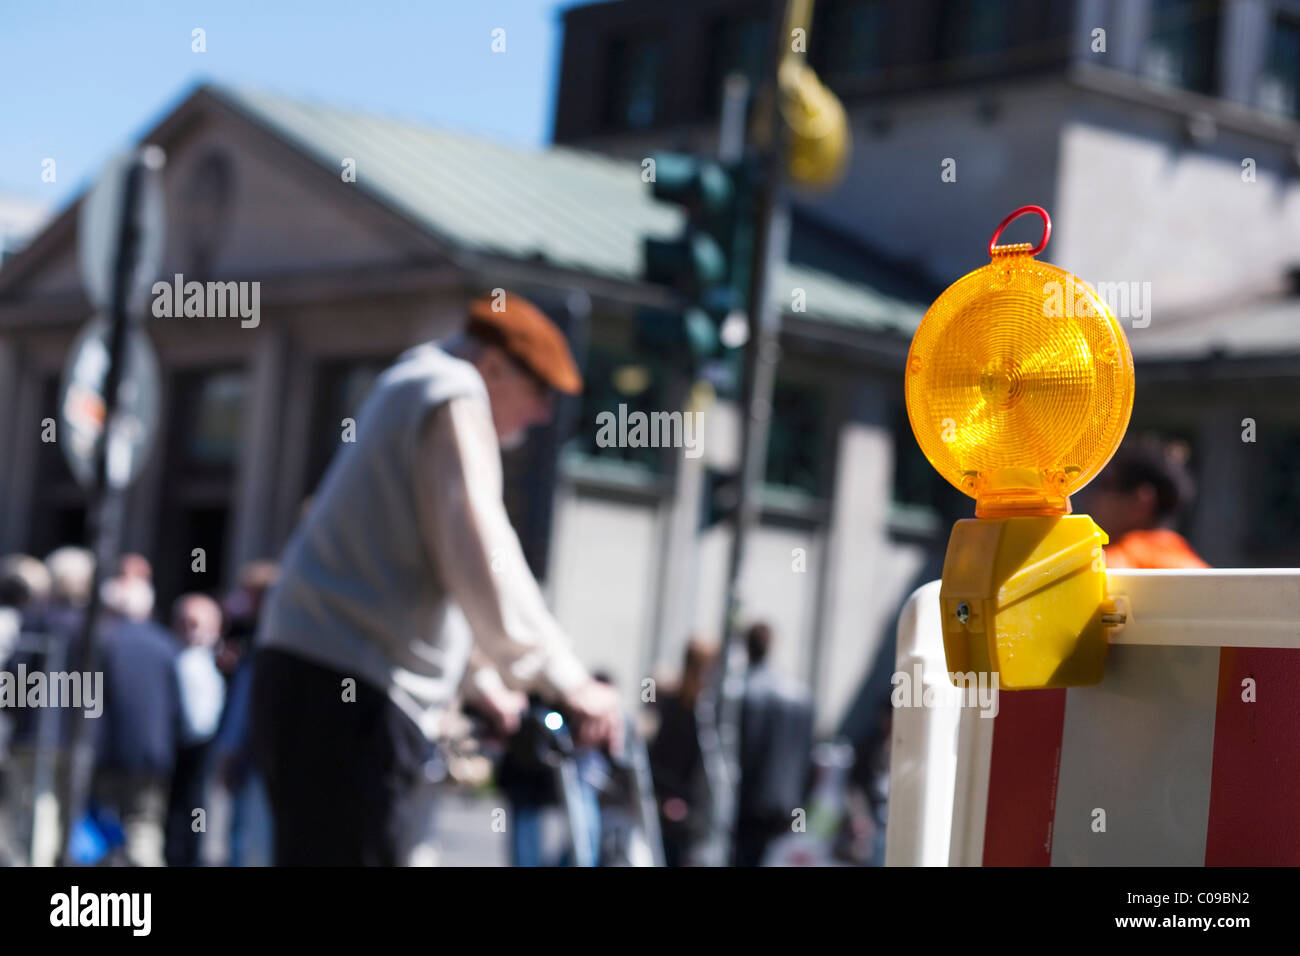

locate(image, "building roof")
(0, 193), (50, 263)
(210, 84), (927, 338)
(1127, 295), (1300, 361)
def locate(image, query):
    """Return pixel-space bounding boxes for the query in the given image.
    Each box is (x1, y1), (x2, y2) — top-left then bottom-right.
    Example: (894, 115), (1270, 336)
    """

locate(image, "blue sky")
(0, 0), (572, 211)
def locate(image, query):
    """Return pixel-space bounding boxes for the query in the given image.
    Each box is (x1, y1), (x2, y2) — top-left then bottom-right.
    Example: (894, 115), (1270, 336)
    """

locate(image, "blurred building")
(0, 194), (49, 269)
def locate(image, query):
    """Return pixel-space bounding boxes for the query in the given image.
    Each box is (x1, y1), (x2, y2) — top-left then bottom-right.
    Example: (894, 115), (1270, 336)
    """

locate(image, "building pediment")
(0, 84), (448, 322)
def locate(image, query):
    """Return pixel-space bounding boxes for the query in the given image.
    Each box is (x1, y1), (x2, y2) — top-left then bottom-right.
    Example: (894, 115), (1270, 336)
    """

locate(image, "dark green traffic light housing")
(643, 232), (727, 292)
(639, 152), (754, 385)
(650, 154), (734, 217)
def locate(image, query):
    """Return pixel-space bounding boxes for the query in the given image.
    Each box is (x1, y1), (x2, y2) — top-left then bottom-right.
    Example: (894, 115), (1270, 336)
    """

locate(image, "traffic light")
(699, 466), (740, 531)
(643, 154), (733, 290)
(638, 153), (752, 387)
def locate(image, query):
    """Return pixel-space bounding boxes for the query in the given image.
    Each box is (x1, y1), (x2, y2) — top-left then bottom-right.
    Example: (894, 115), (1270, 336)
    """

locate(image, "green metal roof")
(212, 84), (925, 337)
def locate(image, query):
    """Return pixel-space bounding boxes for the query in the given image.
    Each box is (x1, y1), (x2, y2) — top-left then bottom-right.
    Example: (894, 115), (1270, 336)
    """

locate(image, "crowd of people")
(0, 538), (839, 866)
(0, 548), (278, 866)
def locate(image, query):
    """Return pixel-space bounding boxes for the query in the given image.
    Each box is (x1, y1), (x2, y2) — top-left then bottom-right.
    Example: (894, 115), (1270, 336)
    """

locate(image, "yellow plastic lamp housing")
(940, 515), (1115, 688)
(904, 225), (1134, 518)
(906, 207), (1134, 689)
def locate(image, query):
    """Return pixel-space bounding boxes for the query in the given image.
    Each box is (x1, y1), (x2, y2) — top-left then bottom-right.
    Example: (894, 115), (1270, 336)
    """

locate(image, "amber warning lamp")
(905, 206), (1134, 689)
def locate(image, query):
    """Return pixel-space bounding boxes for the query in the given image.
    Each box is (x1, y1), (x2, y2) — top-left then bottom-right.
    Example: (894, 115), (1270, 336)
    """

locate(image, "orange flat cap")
(466, 292), (583, 395)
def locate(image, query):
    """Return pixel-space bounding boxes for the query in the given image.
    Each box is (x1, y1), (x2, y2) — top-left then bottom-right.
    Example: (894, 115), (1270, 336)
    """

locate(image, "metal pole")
(55, 157), (147, 866)
(698, 0), (807, 868)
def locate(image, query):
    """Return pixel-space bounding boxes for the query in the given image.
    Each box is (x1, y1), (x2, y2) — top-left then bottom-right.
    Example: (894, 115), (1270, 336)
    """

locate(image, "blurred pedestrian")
(0, 553), (52, 643)
(496, 692), (567, 867)
(91, 574), (182, 866)
(0, 548), (94, 863)
(252, 292), (623, 865)
(734, 622), (813, 867)
(0, 545), (49, 642)
(499, 669), (612, 868)
(648, 638), (716, 866)
(165, 593), (226, 866)
(211, 563), (279, 867)
(0, 555), (52, 755)
(43, 546), (94, 641)
(100, 571), (155, 624)
(210, 559), (280, 856)
(217, 560), (278, 679)
(0, 555), (49, 865)
(116, 553), (153, 585)
(1077, 434), (1208, 569)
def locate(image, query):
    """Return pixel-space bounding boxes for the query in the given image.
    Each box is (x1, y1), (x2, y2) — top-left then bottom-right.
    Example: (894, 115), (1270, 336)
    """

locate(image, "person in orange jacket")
(1077, 434), (1209, 570)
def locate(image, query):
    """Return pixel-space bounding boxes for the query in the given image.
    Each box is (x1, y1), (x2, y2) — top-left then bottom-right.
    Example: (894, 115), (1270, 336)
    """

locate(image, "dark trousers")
(165, 740), (213, 866)
(251, 647), (432, 866)
(733, 816), (789, 867)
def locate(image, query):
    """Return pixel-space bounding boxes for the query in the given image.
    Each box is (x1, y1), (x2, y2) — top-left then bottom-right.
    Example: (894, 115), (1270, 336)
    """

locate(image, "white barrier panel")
(886, 569), (1300, 866)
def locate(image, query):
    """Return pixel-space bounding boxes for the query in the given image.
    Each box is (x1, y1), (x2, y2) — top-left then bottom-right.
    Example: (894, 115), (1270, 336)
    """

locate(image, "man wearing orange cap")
(252, 291), (623, 865)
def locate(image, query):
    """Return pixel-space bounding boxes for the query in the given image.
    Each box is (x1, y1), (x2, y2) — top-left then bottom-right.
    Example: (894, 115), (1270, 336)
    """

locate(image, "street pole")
(698, 0), (807, 868)
(54, 155), (150, 867)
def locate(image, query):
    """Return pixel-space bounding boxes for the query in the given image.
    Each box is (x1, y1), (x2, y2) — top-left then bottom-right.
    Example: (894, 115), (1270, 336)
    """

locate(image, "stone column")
(814, 379), (895, 733)
(229, 323), (288, 576)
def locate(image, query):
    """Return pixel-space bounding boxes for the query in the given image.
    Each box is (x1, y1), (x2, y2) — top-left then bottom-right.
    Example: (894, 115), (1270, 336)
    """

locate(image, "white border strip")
(886, 569), (1300, 866)
(1105, 568), (1300, 647)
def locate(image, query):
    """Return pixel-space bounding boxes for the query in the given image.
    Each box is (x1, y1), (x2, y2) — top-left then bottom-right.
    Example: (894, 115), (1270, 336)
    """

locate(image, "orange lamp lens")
(904, 217), (1134, 518)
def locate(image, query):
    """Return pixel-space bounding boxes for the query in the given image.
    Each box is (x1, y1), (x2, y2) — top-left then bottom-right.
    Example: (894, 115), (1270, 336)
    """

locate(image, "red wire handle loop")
(988, 205), (1051, 257)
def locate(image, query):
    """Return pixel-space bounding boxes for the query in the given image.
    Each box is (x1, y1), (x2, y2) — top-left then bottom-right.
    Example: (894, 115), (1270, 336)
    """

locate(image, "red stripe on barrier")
(1205, 647), (1300, 866)
(983, 688), (1067, 866)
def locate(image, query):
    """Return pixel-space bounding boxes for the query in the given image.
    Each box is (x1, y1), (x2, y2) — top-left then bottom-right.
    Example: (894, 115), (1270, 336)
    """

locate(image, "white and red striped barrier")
(887, 569), (1300, 866)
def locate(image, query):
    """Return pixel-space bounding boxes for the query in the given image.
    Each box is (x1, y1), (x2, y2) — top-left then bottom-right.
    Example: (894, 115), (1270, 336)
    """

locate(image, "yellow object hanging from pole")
(770, 0), (850, 190)
(779, 60), (851, 189)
